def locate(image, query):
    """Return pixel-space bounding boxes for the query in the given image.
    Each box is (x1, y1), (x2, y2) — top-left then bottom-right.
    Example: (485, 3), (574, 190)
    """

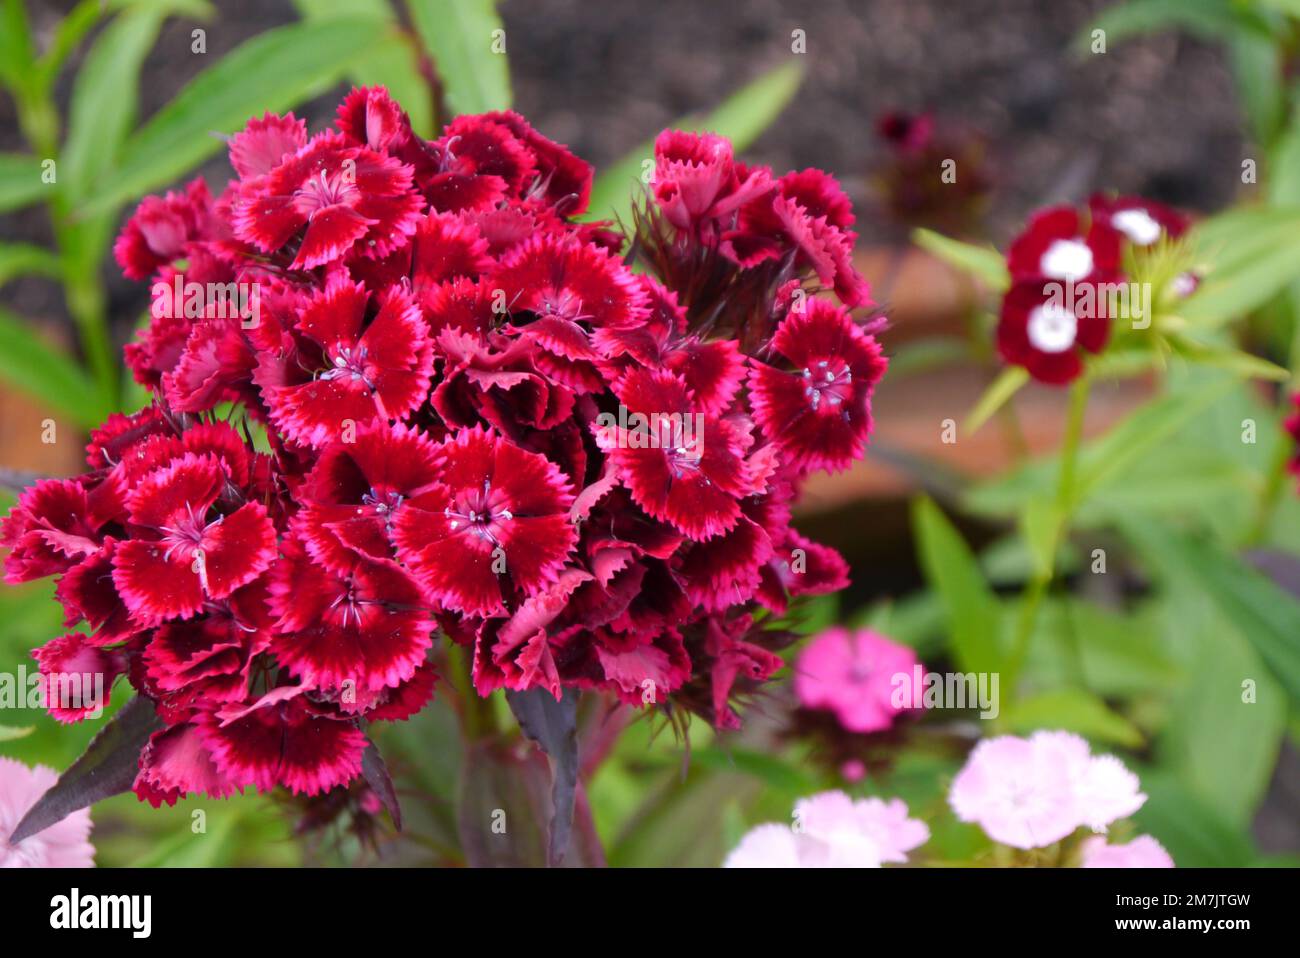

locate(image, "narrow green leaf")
(912, 228), (1010, 292)
(61, 7), (170, 203)
(586, 61), (803, 223)
(911, 496), (1001, 673)
(1077, 0), (1273, 52)
(0, 306), (104, 427)
(0, 0), (38, 96)
(1002, 688), (1143, 747)
(0, 242), (60, 287)
(80, 19), (387, 214)
(1181, 226), (1300, 325)
(0, 153), (49, 214)
(408, 0), (511, 116)
(1123, 517), (1300, 702)
(31, 0), (102, 94)
(1170, 336), (1289, 381)
(964, 365), (1029, 435)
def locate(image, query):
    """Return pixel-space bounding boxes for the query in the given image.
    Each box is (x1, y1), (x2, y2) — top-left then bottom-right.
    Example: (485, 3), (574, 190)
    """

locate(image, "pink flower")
(794, 627), (919, 733)
(1080, 835), (1174, 868)
(725, 790), (928, 867)
(0, 757), (95, 867)
(948, 731), (1147, 850)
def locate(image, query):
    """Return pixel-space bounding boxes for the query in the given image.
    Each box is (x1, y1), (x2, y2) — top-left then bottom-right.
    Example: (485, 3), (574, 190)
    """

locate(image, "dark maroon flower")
(1006, 204), (1121, 282)
(997, 278), (1111, 385)
(1088, 193), (1189, 247)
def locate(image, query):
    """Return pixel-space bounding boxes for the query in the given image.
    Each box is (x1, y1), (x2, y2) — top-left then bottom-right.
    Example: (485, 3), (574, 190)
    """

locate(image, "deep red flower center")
(444, 480), (514, 544)
(293, 170), (359, 217)
(536, 287), (589, 322)
(158, 505), (215, 563)
(320, 345), (373, 388)
(801, 358), (854, 414)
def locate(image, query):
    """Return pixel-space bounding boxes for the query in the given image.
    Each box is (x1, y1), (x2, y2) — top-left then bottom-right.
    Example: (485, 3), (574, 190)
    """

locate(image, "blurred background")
(2, 0), (1296, 866)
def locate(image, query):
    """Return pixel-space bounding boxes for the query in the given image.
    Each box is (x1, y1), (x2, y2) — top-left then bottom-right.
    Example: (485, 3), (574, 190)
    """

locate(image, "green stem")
(1004, 374), (1091, 699)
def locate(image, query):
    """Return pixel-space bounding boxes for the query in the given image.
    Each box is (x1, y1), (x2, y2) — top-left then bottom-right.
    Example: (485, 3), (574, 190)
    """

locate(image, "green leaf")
(80, 19), (387, 214)
(0, 306), (104, 427)
(1073, 376), (1235, 500)
(912, 228), (1010, 292)
(1169, 335), (1289, 381)
(0, 0), (38, 96)
(964, 365), (1029, 435)
(0, 242), (60, 287)
(292, 0), (434, 137)
(1123, 517), (1300, 702)
(408, 0), (511, 117)
(1181, 213), (1300, 325)
(1001, 688), (1143, 747)
(884, 336), (968, 378)
(911, 496), (1001, 673)
(31, 0), (101, 94)
(0, 153), (49, 214)
(1078, 0), (1273, 51)
(1157, 587), (1284, 827)
(0, 724), (34, 742)
(60, 6), (172, 203)
(1132, 772), (1256, 867)
(586, 61), (803, 224)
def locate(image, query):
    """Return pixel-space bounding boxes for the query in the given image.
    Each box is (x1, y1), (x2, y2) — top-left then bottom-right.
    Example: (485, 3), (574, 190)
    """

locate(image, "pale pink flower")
(0, 756), (94, 867)
(724, 790), (928, 867)
(794, 627), (920, 733)
(1081, 835), (1174, 868)
(948, 731), (1147, 850)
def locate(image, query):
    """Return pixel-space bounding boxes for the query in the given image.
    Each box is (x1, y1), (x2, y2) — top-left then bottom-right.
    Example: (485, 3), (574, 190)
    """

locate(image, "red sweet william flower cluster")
(2, 87), (885, 803)
(996, 195), (1188, 385)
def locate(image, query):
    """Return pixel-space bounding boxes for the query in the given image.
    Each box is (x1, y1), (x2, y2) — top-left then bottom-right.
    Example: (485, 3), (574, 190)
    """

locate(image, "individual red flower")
(199, 687), (367, 796)
(493, 233), (647, 330)
(393, 426), (577, 616)
(135, 723), (241, 802)
(232, 130), (423, 270)
(653, 130), (773, 239)
(228, 112), (308, 181)
(1006, 204), (1121, 282)
(997, 278), (1110, 385)
(114, 179), (216, 280)
(293, 420), (439, 572)
(597, 367), (756, 541)
(111, 454), (277, 626)
(269, 537), (433, 694)
(259, 278), (432, 447)
(1, 475), (123, 582)
(750, 298), (887, 473)
(32, 633), (126, 723)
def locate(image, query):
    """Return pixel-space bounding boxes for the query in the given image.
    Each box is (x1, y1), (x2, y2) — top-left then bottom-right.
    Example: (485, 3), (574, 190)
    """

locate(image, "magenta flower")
(0, 758), (95, 867)
(794, 627), (919, 733)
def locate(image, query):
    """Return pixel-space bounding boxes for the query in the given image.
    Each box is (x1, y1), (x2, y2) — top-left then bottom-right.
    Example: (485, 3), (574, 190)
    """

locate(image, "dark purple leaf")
(506, 686), (579, 867)
(9, 695), (162, 844)
(360, 740), (402, 832)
